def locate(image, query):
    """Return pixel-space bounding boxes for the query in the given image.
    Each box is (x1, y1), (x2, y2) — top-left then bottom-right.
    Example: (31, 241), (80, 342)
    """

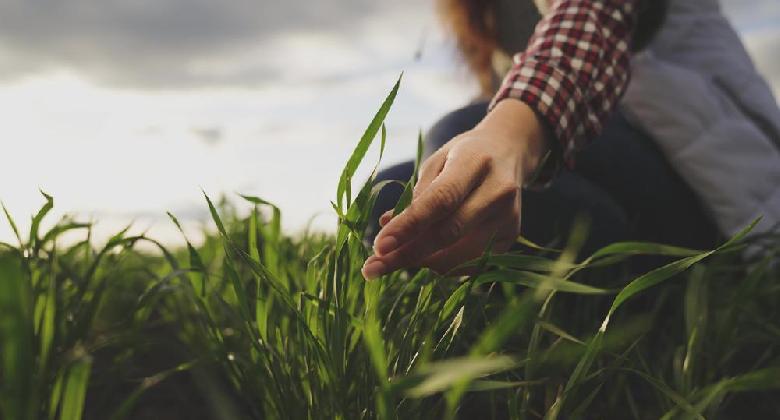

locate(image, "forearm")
(490, 0), (639, 184)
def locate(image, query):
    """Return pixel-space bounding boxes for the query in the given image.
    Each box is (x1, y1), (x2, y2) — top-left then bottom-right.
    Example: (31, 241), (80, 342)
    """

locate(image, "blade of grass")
(58, 356), (92, 420)
(109, 361), (196, 420)
(0, 254), (34, 419)
(396, 355), (521, 398)
(29, 190), (54, 254)
(474, 269), (610, 295)
(393, 130), (423, 216)
(2, 202), (23, 247)
(548, 221), (760, 419)
(337, 73), (402, 211)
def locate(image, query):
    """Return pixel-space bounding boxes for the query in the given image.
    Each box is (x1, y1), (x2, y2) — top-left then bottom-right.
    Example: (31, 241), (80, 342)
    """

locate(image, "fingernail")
(374, 235), (398, 256)
(362, 259), (387, 280)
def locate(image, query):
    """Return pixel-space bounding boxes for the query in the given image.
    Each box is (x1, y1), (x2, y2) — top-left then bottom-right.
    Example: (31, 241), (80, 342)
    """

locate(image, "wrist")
(477, 98), (552, 182)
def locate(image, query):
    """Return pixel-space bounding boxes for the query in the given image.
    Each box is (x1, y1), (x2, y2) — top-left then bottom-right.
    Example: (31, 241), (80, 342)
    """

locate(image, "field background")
(1, 2), (780, 417)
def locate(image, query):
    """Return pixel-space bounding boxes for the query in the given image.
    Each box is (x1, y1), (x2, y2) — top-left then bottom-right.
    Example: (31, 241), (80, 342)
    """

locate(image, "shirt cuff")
(489, 0), (637, 188)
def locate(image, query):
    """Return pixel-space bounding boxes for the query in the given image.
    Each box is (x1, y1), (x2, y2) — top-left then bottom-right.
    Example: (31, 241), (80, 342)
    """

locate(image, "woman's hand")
(361, 99), (550, 279)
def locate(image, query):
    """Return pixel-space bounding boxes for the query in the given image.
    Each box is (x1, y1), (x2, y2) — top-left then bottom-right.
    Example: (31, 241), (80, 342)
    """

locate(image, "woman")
(363, 0), (779, 279)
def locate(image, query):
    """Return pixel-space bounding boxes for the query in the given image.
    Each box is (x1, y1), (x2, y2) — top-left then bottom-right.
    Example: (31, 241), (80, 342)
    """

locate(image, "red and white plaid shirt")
(490, 0), (638, 183)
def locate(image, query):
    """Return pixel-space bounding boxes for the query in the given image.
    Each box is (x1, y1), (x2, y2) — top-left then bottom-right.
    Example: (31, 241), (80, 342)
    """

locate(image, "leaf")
(203, 192), (228, 238)
(466, 379), (542, 392)
(475, 270), (611, 295)
(393, 130), (423, 216)
(39, 258), (57, 371)
(437, 280), (472, 326)
(0, 254), (33, 419)
(239, 194), (278, 208)
(661, 367), (780, 420)
(515, 235), (562, 253)
(167, 211), (209, 296)
(682, 266), (707, 392)
(2, 202), (23, 247)
(59, 356), (92, 420)
(603, 252), (713, 332)
(109, 361), (196, 420)
(568, 382), (604, 418)
(396, 356), (521, 398)
(479, 253), (567, 273)
(470, 292), (538, 357)
(550, 223), (759, 418)
(434, 306), (465, 353)
(363, 314), (388, 386)
(618, 368), (702, 420)
(337, 73), (402, 210)
(39, 223), (91, 250)
(29, 190), (54, 253)
(550, 252), (713, 418)
(588, 241), (703, 261)
(538, 321), (585, 345)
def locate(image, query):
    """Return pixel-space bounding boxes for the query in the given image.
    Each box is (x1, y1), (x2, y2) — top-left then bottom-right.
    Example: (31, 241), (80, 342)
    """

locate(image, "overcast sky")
(0, 0), (778, 245)
(0, 0), (417, 87)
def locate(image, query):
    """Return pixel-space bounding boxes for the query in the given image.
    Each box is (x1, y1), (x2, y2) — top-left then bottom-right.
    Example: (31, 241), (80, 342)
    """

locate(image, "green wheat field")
(2, 77), (779, 419)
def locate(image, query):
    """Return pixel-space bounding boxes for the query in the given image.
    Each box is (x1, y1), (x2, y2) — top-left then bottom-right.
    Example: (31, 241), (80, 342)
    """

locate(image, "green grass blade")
(437, 280), (472, 326)
(39, 223), (91, 250)
(29, 190), (54, 253)
(38, 254), (57, 372)
(475, 269), (610, 295)
(203, 192), (228, 238)
(549, 224), (759, 418)
(603, 252), (713, 330)
(398, 356), (520, 398)
(393, 130), (423, 216)
(0, 254), (34, 419)
(109, 361), (196, 420)
(477, 253), (568, 273)
(588, 241), (704, 260)
(470, 293), (537, 356)
(615, 368), (703, 420)
(1, 202), (23, 247)
(515, 235), (562, 253)
(58, 356), (92, 420)
(337, 73), (402, 210)
(167, 211), (209, 296)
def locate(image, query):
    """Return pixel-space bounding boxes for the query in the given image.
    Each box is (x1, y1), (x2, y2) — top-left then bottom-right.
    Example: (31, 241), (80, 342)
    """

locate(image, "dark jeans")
(369, 101), (719, 255)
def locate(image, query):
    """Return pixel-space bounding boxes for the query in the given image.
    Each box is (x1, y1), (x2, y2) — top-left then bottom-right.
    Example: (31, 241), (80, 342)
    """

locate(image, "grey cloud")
(4, 0), (775, 92)
(192, 126), (223, 145)
(745, 31), (780, 94)
(0, 0), (399, 88)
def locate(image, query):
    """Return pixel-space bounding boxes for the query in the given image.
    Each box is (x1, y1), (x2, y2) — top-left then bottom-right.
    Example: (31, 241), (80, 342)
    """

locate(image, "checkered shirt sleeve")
(490, 0), (638, 183)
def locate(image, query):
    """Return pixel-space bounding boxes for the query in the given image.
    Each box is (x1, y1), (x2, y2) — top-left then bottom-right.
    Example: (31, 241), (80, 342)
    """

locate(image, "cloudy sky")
(0, 0), (778, 245)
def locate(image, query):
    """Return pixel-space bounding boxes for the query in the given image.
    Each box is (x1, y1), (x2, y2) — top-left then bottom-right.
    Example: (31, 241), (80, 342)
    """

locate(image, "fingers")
(364, 179), (520, 280)
(363, 237), (436, 280)
(430, 178), (518, 249)
(422, 215), (518, 275)
(422, 228), (496, 275)
(376, 150), (445, 232)
(363, 208), (517, 280)
(413, 149), (447, 198)
(379, 210), (393, 227)
(362, 254), (388, 281)
(372, 152), (490, 257)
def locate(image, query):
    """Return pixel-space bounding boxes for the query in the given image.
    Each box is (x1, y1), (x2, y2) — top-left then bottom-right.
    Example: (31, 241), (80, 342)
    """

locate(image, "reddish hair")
(436, 0), (499, 95)
(437, 0), (668, 96)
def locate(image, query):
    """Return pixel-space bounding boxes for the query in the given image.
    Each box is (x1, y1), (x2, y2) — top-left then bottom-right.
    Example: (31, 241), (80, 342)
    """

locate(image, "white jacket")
(621, 0), (780, 237)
